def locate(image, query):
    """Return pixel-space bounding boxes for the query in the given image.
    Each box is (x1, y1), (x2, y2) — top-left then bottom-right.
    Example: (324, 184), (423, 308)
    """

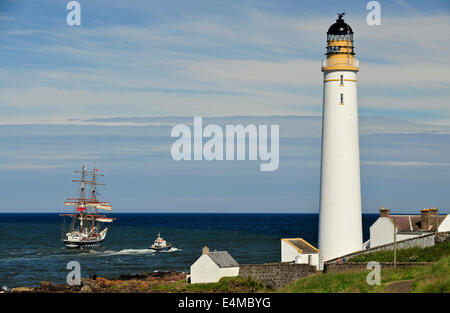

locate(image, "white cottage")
(189, 246), (239, 284)
(368, 207), (450, 248)
(281, 238), (319, 269)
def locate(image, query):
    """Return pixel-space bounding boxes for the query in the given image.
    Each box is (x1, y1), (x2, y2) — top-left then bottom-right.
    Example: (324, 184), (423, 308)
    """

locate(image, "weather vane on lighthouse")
(318, 13), (363, 263)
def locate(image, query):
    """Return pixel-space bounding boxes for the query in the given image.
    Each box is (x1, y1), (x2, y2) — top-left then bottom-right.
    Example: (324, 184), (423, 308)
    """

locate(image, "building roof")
(387, 215), (447, 233)
(282, 238), (319, 254)
(208, 251), (239, 268)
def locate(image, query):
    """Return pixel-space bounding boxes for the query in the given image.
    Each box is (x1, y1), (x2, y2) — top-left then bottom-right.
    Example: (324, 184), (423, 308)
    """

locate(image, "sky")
(0, 0), (449, 213)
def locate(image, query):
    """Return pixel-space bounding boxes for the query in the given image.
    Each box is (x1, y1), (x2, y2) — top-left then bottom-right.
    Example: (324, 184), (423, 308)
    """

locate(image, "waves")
(81, 247), (182, 256)
(159, 247), (182, 253)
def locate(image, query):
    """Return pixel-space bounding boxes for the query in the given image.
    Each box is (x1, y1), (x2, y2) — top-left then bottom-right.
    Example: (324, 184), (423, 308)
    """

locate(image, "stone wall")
(239, 262), (316, 289)
(324, 262), (434, 273)
(435, 231), (450, 243)
(326, 231), (450, 264)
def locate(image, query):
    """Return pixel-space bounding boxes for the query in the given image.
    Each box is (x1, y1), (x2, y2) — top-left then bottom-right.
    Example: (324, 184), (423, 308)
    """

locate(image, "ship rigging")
(61, 165), (115, 248)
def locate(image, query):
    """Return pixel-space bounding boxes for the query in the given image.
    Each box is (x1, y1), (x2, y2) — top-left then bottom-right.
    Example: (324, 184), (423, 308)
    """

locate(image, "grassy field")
(102, 276), (266, 293)
(349, 242), (450, 263)
(280, 245), (450, 293)
(173, 254), (449, 292)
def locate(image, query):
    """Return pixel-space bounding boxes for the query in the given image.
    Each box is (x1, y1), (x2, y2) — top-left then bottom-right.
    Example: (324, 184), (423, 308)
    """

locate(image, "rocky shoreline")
(7, 271), (189, 293)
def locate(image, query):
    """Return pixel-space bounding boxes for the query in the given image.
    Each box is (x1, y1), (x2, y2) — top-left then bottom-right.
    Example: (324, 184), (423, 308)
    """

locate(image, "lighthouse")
(318, 13), (363, 262)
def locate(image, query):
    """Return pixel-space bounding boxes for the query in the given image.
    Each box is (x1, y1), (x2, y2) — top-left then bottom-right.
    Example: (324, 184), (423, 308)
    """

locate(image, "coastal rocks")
(80, 284), (93, 293)
(77, 271), (188, 293)
(9, 271), (189, 293)
(39, 281), (57, 292)
(10, 287), (35, 293)
(9, 281), (82, 293)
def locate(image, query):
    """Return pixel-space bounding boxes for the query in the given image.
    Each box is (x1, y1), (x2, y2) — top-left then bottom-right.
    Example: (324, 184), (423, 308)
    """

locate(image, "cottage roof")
(208, 251), (239, 268)
(282, 238), (319, 254)
(387, 215), (447, 232)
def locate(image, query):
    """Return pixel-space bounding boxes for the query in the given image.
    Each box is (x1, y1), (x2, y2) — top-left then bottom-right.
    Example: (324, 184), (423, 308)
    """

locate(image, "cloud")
(0, 114), (449, 212)
(362, 161), (450, 167)
(0, 164), (64, 170)
(0, 4), (449, 123)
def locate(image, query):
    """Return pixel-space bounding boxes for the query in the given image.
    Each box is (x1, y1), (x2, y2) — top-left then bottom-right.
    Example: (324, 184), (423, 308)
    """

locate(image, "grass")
(349, 242), (450, 263)
(175, 276), (266, 293)
(280, 254), (449, 293)
(410, 255), (449, 292)
(104, 276), (266, 293)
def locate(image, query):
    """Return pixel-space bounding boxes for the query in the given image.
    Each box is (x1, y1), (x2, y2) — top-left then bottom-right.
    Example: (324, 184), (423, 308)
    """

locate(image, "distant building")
(189, 246), (239, 284)
(368, 207), (450, 248)
(281, 238), (319, 269)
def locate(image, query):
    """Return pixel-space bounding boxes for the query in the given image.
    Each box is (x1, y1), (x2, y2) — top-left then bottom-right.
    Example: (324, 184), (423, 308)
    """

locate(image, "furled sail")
(64, 201), (78, 206)
(85, 202), (112, 211)
(96, 217), (114, 223)
(76, 216), (114, 223)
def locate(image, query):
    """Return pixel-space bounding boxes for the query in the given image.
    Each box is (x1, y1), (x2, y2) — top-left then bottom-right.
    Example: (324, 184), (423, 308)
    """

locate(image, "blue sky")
(0, 1), (449, 213)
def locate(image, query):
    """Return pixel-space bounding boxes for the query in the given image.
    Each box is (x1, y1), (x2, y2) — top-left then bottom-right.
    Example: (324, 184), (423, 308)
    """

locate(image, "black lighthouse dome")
(327, 13), (353, 35)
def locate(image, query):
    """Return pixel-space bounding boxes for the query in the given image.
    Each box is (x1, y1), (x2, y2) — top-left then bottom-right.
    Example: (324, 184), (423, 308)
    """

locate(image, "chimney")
(202, 246), (210, 255)
(379, 206), (390, 217)
(421, 208), (432, 231)
(430, 207), (439, 216)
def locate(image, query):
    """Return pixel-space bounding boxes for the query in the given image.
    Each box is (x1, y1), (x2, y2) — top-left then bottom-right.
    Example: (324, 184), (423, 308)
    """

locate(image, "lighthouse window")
(340, 75), (344, 85)
(340, 93), (344, 103)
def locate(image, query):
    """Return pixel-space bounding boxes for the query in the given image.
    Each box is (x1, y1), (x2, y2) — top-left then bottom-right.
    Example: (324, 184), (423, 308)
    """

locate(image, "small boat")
(149, 233), (172, 251)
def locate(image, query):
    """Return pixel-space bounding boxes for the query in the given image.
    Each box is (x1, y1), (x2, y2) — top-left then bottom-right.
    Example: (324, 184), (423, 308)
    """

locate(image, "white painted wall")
(281, 240), (319, 269)
(438, 215), (450, 232)
(218, 267), (239, 278)
(370, 217), (395, 248)
(190, 254), (239, 284)
(319, 69), (363, 261)
(370, 217), (423, 248)
(281, 240), (299, 262)
(295, 254), (319, 269)
(397, 233), (420, 241)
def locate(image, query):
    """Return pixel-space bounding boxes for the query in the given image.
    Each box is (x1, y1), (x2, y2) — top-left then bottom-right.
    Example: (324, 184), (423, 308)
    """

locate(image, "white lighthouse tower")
(318, 13), (363, 263)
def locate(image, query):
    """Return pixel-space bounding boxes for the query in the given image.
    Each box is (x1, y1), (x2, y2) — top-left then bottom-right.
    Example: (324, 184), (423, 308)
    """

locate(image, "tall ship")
(61, 165), (115, 248)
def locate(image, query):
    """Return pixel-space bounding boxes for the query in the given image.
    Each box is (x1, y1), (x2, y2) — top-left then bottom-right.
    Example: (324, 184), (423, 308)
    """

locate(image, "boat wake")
(159, 247), (182, 253)
(82, 249), (156, 256)
(79, 247), (182, 256)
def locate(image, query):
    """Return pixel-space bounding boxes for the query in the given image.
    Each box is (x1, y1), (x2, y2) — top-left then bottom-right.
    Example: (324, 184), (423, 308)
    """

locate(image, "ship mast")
(73, 164), (87, 228)
(63, 165), (112, 228)
(60, 165), (115, 247)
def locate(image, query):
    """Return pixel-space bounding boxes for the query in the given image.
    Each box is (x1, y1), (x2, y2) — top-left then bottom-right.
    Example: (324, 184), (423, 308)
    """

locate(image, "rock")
(11, 287), (34, 293)
(40, 281), (57, 291)
(80, 278), (101, 293)
(118, 272), (150, 280)
(80, 285), (93, 293)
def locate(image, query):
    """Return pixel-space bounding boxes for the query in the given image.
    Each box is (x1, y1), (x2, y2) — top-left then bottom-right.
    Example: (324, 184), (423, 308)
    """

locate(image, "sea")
(0, 213), (379, 288)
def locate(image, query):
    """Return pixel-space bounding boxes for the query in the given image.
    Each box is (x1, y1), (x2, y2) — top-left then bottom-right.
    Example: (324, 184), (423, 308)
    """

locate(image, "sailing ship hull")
(64, 238), (105, 249)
